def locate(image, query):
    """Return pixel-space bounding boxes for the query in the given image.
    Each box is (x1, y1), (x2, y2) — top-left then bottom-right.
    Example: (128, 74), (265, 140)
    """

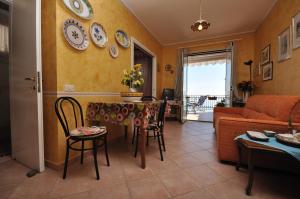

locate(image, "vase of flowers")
(120, 64), (144, 102)
(121, 64), (144, 91)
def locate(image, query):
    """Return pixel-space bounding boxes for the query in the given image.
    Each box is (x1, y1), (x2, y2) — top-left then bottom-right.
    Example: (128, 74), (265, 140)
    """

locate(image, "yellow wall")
(42, 0), (163, 167)
(161, 33), (255, 94)
(253, 0), (300, 95)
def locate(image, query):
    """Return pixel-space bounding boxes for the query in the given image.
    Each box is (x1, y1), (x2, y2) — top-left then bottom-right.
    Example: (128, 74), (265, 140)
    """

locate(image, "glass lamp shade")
(191, 20), (210, 32)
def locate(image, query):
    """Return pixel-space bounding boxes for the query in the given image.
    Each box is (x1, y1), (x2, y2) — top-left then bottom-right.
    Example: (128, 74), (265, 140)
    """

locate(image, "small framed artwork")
(260, 45), (270, 65)
(262, 62), (273, 81)
(278, 27), (291, 62)
(292, 11), (300, 49)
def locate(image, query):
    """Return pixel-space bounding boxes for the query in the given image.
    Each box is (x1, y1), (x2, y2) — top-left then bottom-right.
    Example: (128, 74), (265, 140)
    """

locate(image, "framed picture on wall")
(262, 62), (273, 81)
(292, 11), (300, 49)
(278, 27), (291, 62)
(260, 45), (270, 65)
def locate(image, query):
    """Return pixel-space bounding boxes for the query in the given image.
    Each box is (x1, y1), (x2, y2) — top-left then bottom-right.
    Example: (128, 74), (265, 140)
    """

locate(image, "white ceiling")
(120, 0), (277, 46)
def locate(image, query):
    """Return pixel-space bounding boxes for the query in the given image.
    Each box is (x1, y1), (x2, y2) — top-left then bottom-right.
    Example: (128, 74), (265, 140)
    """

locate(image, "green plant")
(238, 81), (253, 92)
(121, 64), (144, 89)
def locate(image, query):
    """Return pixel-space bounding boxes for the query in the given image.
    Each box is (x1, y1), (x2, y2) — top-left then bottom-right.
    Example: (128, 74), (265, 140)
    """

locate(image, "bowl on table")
(263, 130), (276, 137)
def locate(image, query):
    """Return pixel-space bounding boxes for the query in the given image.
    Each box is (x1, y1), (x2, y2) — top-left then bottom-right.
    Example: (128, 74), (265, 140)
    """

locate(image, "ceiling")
(120, 0), (277, 46)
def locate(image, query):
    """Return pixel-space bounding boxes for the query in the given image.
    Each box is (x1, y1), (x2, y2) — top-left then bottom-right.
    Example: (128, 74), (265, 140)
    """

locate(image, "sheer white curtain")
(0, 24), (9, 54)
(0, 8), (9, 54)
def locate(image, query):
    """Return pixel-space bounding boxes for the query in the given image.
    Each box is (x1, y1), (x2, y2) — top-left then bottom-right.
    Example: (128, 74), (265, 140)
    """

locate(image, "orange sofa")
(214, 95), (300, 163)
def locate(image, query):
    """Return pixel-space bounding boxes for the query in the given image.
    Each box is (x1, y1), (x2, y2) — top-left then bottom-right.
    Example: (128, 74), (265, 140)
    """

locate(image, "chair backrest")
(197, 95), (208, 106)
(142, 96), (157, 101)
(157, 98), (167, 127)
(55, 97), (84, 137)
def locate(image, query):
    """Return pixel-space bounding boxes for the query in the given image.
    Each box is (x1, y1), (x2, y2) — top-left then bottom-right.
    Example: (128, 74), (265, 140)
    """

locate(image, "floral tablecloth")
(86, 101), (161, 128)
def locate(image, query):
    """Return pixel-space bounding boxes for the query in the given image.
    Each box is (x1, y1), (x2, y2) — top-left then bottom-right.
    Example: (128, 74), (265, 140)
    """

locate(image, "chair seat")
(147, 123), (159, 130)
(70, 126), (107, 137)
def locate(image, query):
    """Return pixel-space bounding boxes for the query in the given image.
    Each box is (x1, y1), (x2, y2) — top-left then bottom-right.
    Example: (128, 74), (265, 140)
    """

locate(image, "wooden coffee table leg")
(236, 141), (242, 171)
(140, 127), (146, 169)
(246, 148), (254, 196)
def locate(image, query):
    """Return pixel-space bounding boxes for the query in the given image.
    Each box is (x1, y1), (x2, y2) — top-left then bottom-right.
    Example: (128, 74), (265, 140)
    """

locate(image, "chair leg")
(153, 131), (156, 139)
(104, 134), (110, 166)
(124, 125), (128, 140)
(93, 140), (100, 180)
(161, 131), (166, 152)
(63, 140), (70, 179)
(80, 140), (84, 164)
(157, 132), (164, 161)
(132, 126), (136, 145)
(134, 133), (139, 157)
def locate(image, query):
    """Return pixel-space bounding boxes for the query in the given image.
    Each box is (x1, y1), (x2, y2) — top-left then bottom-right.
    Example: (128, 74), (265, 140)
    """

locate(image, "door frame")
(131, 37), (157, 97)
(7, 0), (45, 172)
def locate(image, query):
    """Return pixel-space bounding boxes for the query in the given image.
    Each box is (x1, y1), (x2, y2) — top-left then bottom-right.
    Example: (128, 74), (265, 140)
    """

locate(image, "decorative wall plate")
(115, 30), (130, 48)
(109, 44), (119, 58)
(62, 0), (93, 20)
(63, 18), (89, 51)
(90, 22), (108, 48)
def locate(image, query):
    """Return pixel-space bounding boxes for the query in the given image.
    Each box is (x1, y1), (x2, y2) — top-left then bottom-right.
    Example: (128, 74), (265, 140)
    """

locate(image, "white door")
(10, 0), (44, 172)
(225, 43), (234, 107)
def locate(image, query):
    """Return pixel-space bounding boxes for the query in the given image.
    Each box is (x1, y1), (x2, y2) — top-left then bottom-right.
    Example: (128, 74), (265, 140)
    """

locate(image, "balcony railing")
(185, 95), (227, 113)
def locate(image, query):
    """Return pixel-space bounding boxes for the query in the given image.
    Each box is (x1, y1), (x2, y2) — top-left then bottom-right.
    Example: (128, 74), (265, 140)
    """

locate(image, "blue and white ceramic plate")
(63, 18), (89, 50)
(90, 22), (108, 48)
(115, 30), (130, 48)
(62, 0), (93, 20)
(109, 44), (119, 58)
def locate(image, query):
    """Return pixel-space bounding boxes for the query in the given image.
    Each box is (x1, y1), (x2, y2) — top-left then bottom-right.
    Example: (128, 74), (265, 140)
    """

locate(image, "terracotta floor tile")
(128, 176), (171, 199)
(171, 154), (204, 169)
(206, 180), (250, 199)
(174, 189), (216, 199)
(205, 161), (247, 180)
(1, 121), (299, 199)
(184, 165), (226, 188)
(158, 170), (199, 197)
(120, 157), (154, 182)
(90, 182), (131, 199)
(9, 169), (58, 199)
(189, 150), (217, 164)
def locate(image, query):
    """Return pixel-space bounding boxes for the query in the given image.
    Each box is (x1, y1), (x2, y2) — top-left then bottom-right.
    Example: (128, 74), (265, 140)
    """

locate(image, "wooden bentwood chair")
(132, 98), (167, 161)
(55, 97), (110, 180)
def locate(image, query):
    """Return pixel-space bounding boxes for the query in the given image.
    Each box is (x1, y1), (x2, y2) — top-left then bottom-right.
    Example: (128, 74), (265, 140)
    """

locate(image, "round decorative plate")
(62, 0), (94, 20)
(109, 44), (119, 58)
(115, 30), (130, 48)
(63, 18), (89, 51)
(90, 22), (108, 48)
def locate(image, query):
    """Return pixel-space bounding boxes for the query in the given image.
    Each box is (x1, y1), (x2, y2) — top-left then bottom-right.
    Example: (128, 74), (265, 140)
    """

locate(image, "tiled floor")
(1, 121), (299, 199)
(187, 112), (213, 122)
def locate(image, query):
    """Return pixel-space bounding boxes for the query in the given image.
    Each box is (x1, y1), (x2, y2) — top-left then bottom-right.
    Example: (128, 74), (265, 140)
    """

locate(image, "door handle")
(25, 77), (36, 81)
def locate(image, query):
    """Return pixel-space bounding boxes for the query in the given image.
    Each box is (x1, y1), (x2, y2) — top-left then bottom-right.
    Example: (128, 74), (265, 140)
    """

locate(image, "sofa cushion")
(214, 112), (243, 123)
(242, 108), (277, 121)
(245, 95), (300, 122)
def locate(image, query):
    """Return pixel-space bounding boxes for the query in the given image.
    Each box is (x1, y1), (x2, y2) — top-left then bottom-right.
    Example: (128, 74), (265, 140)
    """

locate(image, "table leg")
(246, 148), (254, 196)
(236, 141), (242, 171)
(140, 127), (146, 169)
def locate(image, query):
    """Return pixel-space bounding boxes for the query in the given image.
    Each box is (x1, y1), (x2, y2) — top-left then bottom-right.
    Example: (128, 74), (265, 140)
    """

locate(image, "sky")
(186, 62), (226, 96)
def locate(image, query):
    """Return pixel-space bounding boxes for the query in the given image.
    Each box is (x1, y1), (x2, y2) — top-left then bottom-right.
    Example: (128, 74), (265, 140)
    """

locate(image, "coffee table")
(235, 134), (300, 196)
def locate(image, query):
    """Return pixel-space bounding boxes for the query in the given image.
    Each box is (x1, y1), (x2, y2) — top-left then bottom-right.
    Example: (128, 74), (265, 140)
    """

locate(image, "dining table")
(86, 100), (161, 169)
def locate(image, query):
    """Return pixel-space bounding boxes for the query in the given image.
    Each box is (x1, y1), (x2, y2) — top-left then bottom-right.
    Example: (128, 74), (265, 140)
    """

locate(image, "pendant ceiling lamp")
(191, 0), (210, 32)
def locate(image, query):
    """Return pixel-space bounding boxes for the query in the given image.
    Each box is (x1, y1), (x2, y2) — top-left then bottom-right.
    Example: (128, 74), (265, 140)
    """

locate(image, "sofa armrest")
(213, 107), (244, 115)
